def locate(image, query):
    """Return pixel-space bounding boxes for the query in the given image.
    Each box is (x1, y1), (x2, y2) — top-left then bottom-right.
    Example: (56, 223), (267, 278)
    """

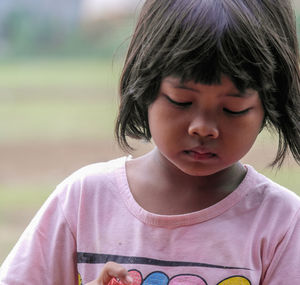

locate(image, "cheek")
(149, 115), (177, 140)
(148, 104), (166, 138)
(148, 107), (184, 148)
(148, 102), (178, 131)
(222, 110), (264, 141)
(248, 109), (265, 135)
(226, 120), (264, 154)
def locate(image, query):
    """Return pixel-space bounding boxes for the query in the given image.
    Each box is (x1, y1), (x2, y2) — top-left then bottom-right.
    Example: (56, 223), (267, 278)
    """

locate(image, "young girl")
(1, 0), (300, 284)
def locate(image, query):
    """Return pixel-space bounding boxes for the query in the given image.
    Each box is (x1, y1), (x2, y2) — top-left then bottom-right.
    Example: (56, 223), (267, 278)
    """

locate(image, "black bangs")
(159, 0), (276, 92)
(160, 0), (225, 85)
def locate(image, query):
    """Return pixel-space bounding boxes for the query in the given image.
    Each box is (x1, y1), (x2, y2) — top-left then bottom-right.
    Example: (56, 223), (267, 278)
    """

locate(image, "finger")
(99, 262), (132, 285)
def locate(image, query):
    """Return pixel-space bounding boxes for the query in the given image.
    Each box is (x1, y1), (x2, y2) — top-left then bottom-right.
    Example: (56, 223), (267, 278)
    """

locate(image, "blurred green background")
(0, 0), (300, 264)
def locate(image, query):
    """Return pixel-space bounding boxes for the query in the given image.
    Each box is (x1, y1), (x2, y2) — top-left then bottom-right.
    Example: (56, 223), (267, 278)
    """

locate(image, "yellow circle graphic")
(217, 276), (251, 285)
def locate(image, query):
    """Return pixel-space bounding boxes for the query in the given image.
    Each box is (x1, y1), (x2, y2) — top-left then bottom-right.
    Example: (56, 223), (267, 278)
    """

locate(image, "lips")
(184, 147), (217, 160)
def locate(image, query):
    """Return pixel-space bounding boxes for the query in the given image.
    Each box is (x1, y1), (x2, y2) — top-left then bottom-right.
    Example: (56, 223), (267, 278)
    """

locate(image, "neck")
(149, 148), (246, 194)
(126, 148), (247, 214)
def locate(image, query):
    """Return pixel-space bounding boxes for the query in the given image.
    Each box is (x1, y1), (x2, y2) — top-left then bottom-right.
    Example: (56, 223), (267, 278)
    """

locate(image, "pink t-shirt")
(1, 156), (300, 284)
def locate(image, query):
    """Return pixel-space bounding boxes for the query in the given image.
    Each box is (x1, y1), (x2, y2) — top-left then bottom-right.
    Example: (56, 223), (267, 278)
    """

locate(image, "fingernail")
(125, 275), (133, 284)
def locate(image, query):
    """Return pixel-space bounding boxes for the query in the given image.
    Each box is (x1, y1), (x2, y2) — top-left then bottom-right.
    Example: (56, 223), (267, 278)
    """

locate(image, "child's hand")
(85, 261), (133, 285)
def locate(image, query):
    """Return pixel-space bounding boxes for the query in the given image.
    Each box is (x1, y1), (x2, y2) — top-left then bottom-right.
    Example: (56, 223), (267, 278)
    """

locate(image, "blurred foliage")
(0, 6), (134, 59)
(0, 6), (299, 60)
(0, 58), (121, 88)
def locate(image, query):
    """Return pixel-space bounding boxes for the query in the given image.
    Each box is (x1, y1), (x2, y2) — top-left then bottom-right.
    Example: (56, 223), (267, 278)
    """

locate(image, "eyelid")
(164, 95), (192, 107)
(223, 108), (252, 115)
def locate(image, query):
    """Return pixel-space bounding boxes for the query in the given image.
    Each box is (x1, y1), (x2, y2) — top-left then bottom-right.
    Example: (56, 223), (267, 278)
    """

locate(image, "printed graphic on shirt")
(77, 253), (252, 285)
(78, 270), (251, 285)
(217, 276), (251, 284)
(78, 273), (83, 285)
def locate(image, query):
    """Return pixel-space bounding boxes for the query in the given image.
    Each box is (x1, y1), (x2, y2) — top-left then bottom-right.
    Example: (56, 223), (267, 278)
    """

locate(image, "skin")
(87, 74), (265, 283)
(126, 74), (265, 214)
(85, 262), (132, 285)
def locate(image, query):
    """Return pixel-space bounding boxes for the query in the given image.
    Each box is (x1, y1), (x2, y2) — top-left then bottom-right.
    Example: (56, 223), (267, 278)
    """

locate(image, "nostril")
(188, 123), (219, 138)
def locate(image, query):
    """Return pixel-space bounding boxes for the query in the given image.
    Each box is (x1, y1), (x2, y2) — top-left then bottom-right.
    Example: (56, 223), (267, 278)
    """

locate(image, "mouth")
(183, 150), (217, 160)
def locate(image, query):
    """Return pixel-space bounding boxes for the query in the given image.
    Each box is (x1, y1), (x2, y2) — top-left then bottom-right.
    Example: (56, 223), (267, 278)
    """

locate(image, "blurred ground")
(0, 139), (152, 185)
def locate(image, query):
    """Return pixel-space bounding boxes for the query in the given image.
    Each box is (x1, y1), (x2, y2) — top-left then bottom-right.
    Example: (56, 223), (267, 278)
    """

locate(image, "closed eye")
(223, 108), (251, 115)
(165, 95), (192, 108)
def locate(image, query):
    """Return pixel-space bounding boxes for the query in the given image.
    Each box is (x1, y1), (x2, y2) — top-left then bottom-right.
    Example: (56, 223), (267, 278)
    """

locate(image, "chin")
(176, 164), (223, 177)
(177, 159), (238, 177)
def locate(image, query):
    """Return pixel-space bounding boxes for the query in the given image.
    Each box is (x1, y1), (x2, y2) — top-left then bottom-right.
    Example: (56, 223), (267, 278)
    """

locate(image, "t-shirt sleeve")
(0, 187), (78, 285)
(262, 209), (300, 284)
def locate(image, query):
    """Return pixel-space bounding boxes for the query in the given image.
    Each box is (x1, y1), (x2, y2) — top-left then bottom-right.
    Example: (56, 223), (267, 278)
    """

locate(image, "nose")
(188, 114), (219, 139)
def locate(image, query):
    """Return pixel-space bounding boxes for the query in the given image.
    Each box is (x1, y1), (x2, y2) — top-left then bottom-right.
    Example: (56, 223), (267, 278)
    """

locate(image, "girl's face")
(148, 75), (265, 177)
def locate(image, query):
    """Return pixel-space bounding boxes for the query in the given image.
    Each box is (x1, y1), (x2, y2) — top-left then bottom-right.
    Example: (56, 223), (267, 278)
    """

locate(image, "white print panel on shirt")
(77, 253), (252, 285)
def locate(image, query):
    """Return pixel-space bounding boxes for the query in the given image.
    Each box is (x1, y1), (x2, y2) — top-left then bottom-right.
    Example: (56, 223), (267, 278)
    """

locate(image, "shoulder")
(233, 165), (300, 257)
(244, 164), (300, 218)
(45, 156), (129, 230)
(53, 156), (129, 202)
(63, 156), (127, 183)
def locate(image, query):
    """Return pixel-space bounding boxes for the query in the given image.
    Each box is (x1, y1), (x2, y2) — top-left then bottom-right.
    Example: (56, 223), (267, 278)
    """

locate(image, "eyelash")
(165, 96), (192, 108)
(165, 95), (251, 115)
(223, 108), (251, 116)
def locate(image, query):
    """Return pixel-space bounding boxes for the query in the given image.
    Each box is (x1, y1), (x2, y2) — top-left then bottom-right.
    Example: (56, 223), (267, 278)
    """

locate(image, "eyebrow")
(164, 79), (256, 98)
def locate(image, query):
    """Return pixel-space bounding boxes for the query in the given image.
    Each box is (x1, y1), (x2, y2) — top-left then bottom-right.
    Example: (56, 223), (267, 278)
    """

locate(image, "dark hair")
(115, 0), (300, 167)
